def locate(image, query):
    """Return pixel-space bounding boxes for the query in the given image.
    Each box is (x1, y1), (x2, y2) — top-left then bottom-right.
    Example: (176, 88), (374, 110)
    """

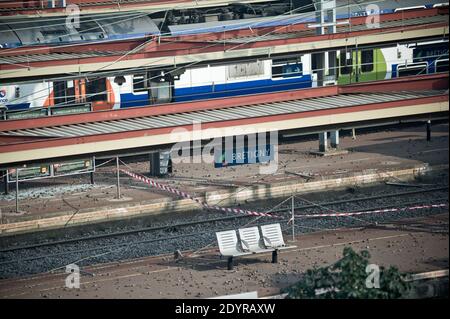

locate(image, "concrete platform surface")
(0, 123), (448, 233)
(0, 213), (447, 299)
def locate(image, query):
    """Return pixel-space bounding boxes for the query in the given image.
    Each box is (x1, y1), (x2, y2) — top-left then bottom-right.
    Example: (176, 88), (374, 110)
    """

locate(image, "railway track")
(0, 185), (448, 279)
(1, 186), (448, 253)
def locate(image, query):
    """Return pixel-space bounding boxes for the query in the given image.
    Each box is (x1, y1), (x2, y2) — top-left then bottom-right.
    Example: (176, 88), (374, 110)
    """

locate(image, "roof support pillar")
(150, 150), (172, 177)
(330, 130), (339, 149)
(319, 132), (328, 153)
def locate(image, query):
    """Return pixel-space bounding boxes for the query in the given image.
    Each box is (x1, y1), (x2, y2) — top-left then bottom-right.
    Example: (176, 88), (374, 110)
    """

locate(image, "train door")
(53, 80), (76, 106)
(130, 74), (151, 107)
(337, 50), (353, 85)
(337, 49), (387, 84)
(149, 71), (173, 104)
(84, 78), (115, 111)
(358, 49), (387, 82)
(53, 78), (114, 111)
(150, 82), (172, 104)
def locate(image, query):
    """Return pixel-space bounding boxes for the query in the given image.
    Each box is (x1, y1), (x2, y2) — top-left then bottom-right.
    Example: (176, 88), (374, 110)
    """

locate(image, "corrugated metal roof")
(0, 11), (446, 65)
(210, 14), (448, 44)
(0, 90), (444, 138)
(0, 51), (127, 64)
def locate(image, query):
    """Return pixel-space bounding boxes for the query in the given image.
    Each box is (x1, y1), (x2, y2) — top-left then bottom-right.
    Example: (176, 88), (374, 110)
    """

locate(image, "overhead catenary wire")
(0, 0), (390, 72)
(0, 0), (299, 13)
(0, 0), (325, 96)
(0, 0), (319, 52)
(0, 0), (326, 103)
(1, 13), (442, 95)
(2, 38), (442, 109)
(1, 2), (446, 112)
(0, 0), (394, 59)
(2, 50), (446, 111)
(1, 7), (446, 90)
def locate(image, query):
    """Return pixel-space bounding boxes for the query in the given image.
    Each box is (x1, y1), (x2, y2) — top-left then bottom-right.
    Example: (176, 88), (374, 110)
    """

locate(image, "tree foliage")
(283, 247), (410, 299)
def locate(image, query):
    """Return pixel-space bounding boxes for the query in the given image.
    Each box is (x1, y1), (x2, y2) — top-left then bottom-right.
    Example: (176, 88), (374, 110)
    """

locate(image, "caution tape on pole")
(120, 169), (281, 219)
(294, 203), (448, 218)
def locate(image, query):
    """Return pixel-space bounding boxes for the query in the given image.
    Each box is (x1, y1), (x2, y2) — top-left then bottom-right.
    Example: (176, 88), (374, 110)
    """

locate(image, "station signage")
(6, 108), (48, 120)
(2, 103), (92, 121)
(50, 103), (92, 116)
(214, 144), (274, 168)
(7, 165), (51, 181)
(7, 158), (95, 183)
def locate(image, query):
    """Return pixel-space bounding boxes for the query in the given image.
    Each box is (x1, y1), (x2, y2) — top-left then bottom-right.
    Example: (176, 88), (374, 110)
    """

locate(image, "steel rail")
(0, 186), (447, 253)
(275, 186), (450, 212)
(1, 196), (448, 266)
(0, 195), (447, 263)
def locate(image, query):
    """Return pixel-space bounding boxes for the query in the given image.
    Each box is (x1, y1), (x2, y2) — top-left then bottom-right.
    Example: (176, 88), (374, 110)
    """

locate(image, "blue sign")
(214, 144), (274, 168)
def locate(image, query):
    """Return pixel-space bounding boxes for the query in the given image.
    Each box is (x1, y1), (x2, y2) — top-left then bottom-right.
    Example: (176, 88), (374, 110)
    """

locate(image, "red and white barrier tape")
(295, 203), (448, 218)
(120, 169), (448, 221)
(120, 169), (280, 219)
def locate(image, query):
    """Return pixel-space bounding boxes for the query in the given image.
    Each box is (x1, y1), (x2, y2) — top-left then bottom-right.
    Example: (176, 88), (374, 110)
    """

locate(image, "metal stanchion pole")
(427, 120), (431, 142)
(15, 169), (19, 213)
(91, 156), (96, 184)
(116, 157), (121, 199)
(291, 195), (295, 241)
(3, 171), (8, 195)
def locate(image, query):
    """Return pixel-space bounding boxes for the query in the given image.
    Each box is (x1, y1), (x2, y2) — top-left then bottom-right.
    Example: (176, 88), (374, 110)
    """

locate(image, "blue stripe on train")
(120, 92), (149, 108)
(5, 103), (30, 110)
(174, 76), (313, 102)
(119, 76), (313, 107)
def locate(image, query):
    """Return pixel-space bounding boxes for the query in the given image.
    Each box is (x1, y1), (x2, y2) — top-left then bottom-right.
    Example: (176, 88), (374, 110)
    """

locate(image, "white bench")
(216, 223), (296, 270)
(216, 230), (252, 270)
(260, 223), (296, 263)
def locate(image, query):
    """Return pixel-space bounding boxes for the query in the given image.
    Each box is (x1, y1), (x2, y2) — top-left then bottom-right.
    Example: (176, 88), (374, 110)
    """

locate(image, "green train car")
(335, 40), (449, 85)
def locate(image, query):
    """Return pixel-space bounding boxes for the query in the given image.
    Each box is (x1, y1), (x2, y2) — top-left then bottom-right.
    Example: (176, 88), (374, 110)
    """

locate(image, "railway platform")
(0, 213), (447, 298)
(0, 121), (448, 235)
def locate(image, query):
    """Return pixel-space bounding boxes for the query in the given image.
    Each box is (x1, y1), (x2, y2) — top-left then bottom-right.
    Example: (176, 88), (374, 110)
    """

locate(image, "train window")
(53, 81), (68, 105)
(53, 80), (75, 105)
(272, 63), (302, 79)
(271, 65), (284, 78)
(133, 75), (147, 92)
(397, 63), (428, 77)
(66, 81), (75, 104)
(284, 64), (302, 77)
(435, 59), (449, 73)
(340, 52), (352, 75)
(361, 50), (374, 73)
(86, 78), (107, 102)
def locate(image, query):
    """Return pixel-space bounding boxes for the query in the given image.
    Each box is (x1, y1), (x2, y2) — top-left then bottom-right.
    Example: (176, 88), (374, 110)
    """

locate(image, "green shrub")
(283, 247), (410, 299)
